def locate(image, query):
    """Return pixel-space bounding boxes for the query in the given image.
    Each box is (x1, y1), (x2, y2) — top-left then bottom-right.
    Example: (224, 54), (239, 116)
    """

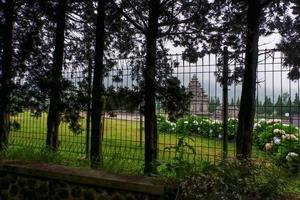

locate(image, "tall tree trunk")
(236, 0), (261, 159)
(46, 0), (67, 150)
(90, 0), (106, 168)
(0, 0), (14, 150)
(144, 0), (160, 175)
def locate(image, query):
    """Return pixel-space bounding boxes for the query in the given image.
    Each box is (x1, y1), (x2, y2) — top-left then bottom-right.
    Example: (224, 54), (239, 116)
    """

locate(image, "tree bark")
(236, 0), (261, 159)
(144, 0), (160, 175)
(90, 0), (106, 168)
(46, 0), (67, 150)
(0, 0), (14, 150)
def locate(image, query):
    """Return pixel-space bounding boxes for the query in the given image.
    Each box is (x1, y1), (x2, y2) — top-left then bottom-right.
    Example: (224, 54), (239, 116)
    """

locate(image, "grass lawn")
(4, 111), (263, 174)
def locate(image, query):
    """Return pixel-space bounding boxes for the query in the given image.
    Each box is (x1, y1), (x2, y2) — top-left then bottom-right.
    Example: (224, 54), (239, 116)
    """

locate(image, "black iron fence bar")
(85, 59), (93, 158)
(223, 47), (229, 160)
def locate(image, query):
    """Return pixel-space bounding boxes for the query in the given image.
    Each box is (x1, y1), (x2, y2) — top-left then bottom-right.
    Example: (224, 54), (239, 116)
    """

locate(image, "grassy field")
(5, 111), (265, 174)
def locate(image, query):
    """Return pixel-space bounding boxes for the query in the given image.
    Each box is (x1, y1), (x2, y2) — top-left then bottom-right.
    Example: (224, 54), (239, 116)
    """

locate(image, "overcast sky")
(103, 33), (300, 103)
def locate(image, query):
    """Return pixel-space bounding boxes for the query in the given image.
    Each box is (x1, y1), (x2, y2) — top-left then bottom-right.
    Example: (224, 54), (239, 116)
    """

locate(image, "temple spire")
(192, 74), (197, 80)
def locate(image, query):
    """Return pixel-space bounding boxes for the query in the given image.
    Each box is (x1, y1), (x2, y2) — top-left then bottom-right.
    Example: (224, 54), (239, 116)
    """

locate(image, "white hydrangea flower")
(274, 119), (282, 123)
(267, 119), (281, 125)
(184, 121), (188, 124)
(286, 152), (299, 162)
(213, 120), (222, 124)
(265, 143), (273, 152)
(273, 128), (285, 136)
(273, 136), (281, 144)
(254, 123), (261, 129)
(203, 119), (210, 123)
(170, 122), (176, 127)
(282, 134), (298, 141)
(258, 118), (266, 124)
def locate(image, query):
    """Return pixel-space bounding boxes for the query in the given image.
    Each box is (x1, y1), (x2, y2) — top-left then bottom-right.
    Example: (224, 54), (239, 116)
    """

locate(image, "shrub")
(176, 116), (213, 137)
(158, 135), (196, 179)
(157, 115), (229, 139)
(157, 115), (176, 134)
(179, 161), (287, 200)
(227, 118), (238, 140)
(253, 119), (300, 173)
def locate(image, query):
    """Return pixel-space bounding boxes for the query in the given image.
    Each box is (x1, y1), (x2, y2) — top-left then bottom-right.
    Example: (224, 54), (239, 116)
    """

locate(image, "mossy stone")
(37, 182), (48, 194)
(27, 178), (37, 189)
(22, 189), (37, 200)
(0, 178), (9, 190)
(58, 189), (69, 199)
(0, 191), (8, 200)
(9, 184), (19, 196)
(84, 190), (95, 200)
(111, 192), (125, 200)
(7, 174), (17, 184)
(97, 192), (112, 200)
(71, 186), (81, 198)
(125, 193), (137, 200)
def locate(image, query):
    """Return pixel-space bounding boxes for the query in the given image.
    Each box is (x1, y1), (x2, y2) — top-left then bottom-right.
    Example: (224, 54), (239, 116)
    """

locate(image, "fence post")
(85, 59), (92, 158)
(140, 105), (143, 146)
(222, 47), (229, 160)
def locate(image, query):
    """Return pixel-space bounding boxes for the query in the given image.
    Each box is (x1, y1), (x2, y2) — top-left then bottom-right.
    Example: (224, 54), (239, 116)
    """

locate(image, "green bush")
(157, 115), (232, 139)
(253, 119), (300, 173)
(179, 161), (287, 200)
(176, 116), (213, 137)
(158, 135), (196, 179)
(227, 118), (238, 140)
(157, 115), (176, 134)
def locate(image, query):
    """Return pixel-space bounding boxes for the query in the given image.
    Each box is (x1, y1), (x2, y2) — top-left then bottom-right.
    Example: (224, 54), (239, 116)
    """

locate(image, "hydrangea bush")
(157, 115), (237, 140)
(253, 119), (300, 173)
(158, 115), (300, 172)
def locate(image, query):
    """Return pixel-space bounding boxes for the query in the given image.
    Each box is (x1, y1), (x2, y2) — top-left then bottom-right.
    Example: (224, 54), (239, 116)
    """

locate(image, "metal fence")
(8, 49), (300, 172)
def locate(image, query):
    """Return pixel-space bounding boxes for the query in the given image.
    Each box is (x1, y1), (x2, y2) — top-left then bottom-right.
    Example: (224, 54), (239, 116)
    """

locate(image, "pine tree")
(90, 0), (107, 168)
(235, 0), (279, 159)
(292, 93), (300, 115)
(275, 95), (283, 117)
(209, 97), (216, 113)
(284, 97), (292, 116)
(216, 97), (221, 106)
(263, 96), (274, 116)
(46, 0), (67, 150)
(256, 98), (263, 115)
(277, 1), (300, 80)
(236, 97), (240, 106)
(0, 0), (14, 149)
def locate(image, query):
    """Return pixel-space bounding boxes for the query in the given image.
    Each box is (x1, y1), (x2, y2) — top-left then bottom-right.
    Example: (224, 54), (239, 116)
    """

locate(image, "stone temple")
(188, 74), (209, 116)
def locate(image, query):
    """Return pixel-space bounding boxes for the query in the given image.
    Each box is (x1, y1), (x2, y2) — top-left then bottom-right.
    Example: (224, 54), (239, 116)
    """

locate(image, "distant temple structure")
(188, 75), (209, 116)
(215, 105), (239, 119)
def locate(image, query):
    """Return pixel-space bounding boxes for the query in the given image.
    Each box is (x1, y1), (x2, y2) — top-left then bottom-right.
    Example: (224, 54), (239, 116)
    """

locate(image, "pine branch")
(66, 14), (85, 24)
(260, 0), (275, 8)
(123, 0), (148, 28)
(109, 0), (146, 34)
(158, 30), (200, 38)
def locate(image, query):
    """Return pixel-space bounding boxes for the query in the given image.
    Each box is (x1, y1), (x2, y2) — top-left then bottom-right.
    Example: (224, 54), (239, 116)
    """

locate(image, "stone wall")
(0, 161), (176, 200)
